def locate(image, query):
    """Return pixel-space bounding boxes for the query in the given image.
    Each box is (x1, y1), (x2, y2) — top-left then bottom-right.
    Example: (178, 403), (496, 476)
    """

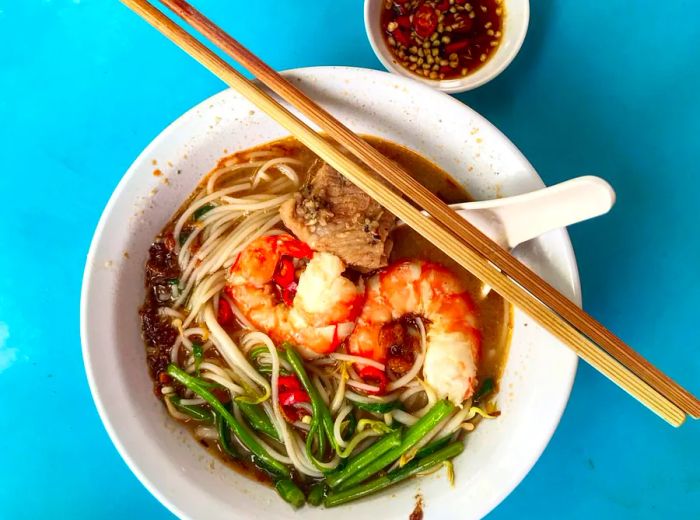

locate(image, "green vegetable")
(275, 479), (305, 509)
(324, 442), (464, 507)
(307, 482), (326, 506)
(169, 396), (215, 424)
(193, 203), (215, 220)
(341, 411), (357, 440)
(238, 401), (280, 441)
(167, 364), (289, 478)
(217, 410), (238, 459)
(192, 344), (203, 374)
(248, 345), (289, 376)
(354, 400), (401, 414)
(474, 377), (495, 403)
(325, 429), (402, 489)
(285, 343), (339, 455)
(178, 229), (192, 246)
(414, 435), (451, 459)
(247, 345), (268, 361)
(334, 400), (455, 490)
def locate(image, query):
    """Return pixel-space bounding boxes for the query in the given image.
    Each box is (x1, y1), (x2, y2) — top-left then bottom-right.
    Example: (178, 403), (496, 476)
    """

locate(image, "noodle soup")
(139, 136), (511, 506)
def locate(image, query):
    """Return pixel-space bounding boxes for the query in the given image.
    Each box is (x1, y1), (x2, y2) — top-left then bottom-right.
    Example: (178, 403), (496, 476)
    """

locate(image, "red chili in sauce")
(380, 0), (505, 80)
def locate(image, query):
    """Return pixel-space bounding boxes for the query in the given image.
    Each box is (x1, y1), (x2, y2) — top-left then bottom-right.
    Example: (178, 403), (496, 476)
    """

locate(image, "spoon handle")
(452, 176), (616, 249)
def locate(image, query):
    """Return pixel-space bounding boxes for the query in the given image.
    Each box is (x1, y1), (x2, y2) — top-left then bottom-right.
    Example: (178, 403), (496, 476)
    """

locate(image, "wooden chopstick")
(121, 0), (697, 426)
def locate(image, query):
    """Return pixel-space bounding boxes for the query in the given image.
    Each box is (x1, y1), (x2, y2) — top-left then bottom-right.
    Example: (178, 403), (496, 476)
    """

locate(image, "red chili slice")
(279, 390), (311, 407)
(436, 0), (450, 11)
(358, 365), (388, 395)
(393, 28), (412, 47)
(273, 257), (295, 288)
(445, 39), (470, 54)
(281, 281), (298, 307)
(277, 375), (302, 394)
(396, 15), (411, 29)
(277, 375), (311, 422)
(217, 298), (233, 325)
(413, 4), (438, 39)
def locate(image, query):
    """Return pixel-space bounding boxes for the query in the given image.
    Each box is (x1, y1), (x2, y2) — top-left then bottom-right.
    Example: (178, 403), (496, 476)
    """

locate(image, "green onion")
(247, 345), (269, 361)
(169, 396), (215, 424)
(237, 402), (280, 441)
(307, 482), (326, 506)
(178, 229), (192, 246)
(414, 435), (451, 459)
(356, 418), (394, 434)
(474, 377), (495, 403)
(324, 442), (464, 507)
(285, 343), (339, 455)
(216, 409), (238, 459)
(325, 429), (402, 489)
(167, 364), (289, 478)
(192, 344), (203, 374)
(275, 479), (305, 509)
(193, 203), (215, 220)
(341, 412), (357, 440)
(334, 400), (455, 490)
(353, 400), (401, 414)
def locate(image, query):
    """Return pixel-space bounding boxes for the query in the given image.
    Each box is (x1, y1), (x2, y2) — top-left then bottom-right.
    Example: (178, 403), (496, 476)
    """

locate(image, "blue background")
(0, 0), (698, 518)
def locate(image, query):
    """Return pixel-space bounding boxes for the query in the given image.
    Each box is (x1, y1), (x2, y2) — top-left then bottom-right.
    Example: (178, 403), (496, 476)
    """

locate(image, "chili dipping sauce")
(380, 0), (505, 80)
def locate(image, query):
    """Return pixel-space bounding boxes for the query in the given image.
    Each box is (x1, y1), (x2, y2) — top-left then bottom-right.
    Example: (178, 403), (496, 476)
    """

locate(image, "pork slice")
(280, 161), (396, 271)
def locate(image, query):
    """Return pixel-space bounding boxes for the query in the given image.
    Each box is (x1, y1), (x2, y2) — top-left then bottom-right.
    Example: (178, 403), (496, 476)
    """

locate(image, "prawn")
(347, 259), (481, 403)
(226, 233), (364, 355)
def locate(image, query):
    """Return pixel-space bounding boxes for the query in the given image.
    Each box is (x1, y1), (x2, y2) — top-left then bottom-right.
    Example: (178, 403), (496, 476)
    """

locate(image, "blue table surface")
(1, 1), (698, 518)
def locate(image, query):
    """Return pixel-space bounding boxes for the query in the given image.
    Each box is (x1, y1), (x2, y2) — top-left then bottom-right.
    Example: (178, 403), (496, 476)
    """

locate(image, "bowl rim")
(363, 0), (531, 93)
(81, 65), (579, 520)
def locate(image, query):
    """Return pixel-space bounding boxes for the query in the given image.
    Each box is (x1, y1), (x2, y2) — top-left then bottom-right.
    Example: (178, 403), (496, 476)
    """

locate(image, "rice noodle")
(203, 305), (269, 395)
(391, 409), (419, 426)
(345, 390), (402, 404)
(194, 426), (219, 441)
(330, 353), (385, 371)
(333, 403), (354, 448)
(164, 395), (192, 421)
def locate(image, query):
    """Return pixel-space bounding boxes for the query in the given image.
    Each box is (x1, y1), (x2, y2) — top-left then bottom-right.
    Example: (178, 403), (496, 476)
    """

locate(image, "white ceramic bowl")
(364, 0), (530, 93)
(81, 66), (578, 520)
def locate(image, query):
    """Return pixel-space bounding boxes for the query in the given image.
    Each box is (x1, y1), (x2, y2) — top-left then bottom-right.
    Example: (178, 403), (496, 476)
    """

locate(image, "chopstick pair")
(121, 0), (699, 426)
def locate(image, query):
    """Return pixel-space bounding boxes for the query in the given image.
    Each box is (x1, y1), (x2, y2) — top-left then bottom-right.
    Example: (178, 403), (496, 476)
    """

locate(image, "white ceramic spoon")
(407, 175), (616, 250)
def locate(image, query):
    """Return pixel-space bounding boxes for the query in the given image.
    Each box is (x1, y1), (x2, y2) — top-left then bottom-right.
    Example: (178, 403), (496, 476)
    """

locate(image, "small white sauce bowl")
(364, 0), (530, 93)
